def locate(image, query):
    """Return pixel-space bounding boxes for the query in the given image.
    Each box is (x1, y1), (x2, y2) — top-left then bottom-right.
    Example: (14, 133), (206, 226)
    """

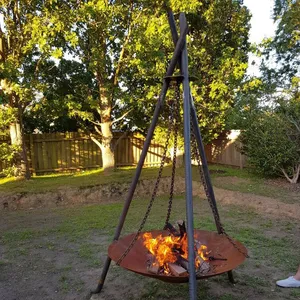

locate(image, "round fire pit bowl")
(108, 229), (247, 283)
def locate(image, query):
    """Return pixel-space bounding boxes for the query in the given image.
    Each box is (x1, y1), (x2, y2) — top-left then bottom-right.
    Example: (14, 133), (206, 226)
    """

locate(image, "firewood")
(146, 253), (154, 267)
(164, 222), (180, 236)
(196, 256), (210, 274)
(168, 263), (188, 277)
(146, 253), (160, 274)
(176, 220), (186, 239)
(176, 255), (189, 271)
(148, 264), (160, 274)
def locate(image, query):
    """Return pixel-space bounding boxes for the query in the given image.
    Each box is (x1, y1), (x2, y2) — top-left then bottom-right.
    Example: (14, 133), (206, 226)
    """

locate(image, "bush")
(239, 99), (300, 183)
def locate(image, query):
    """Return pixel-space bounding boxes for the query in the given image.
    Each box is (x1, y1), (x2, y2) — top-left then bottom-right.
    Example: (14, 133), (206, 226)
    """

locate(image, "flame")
(143, 232), (181, 266)
(143, 232), (209, 272)
(195, 244), (209, 268)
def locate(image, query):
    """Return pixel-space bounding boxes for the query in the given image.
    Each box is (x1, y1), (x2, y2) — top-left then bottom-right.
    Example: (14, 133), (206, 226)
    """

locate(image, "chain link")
(116, 92), (176, 265)
(190, 122), (249, 258)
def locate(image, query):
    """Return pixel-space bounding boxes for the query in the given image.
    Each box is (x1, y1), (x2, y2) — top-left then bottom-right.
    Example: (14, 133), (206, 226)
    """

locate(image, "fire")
(143, 231), (209, 275)
(143, 232), (181, 266)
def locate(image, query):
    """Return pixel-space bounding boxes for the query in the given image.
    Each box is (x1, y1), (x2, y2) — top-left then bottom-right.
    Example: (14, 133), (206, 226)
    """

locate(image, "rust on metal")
(108, 229), (247, 283)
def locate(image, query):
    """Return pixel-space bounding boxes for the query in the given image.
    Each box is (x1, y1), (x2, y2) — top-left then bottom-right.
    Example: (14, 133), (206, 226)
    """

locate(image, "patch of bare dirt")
(1, 176), (300, 220)
(266, 178), (300, 192)
(219, 187), (300, 219)
(194, 186), (300, 220)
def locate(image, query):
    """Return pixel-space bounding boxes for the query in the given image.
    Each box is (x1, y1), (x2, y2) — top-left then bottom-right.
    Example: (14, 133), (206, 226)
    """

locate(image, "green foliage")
(0, 106), (17, 130)
(260, 0), (299, 89)
(239, 95), (300, 181)
(123, 0), (251, 142)
(34, 1), (250, 144)
(272, 0), (300, 76)
(0, 142), (20, 176)
(228, 0), (299, 183)
(24, 59), (93, 133)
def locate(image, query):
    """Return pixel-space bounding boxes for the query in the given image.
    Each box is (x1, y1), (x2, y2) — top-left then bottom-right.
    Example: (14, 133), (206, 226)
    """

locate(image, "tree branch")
(90, 120), (102, 126)
(111, 109), (132, 125)
(280, 165), (300, 184)
(111, 0), (134, 88)
(90, 135), (103, 150)
(94, 125), (102, 136)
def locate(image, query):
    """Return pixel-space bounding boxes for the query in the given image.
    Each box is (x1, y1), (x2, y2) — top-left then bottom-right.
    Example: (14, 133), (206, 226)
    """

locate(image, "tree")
(230, 0), (300, 183)
(0, 1), (77, 178)
(23, 59), (91, 133)
(0, 105), (19, 176)
(40, 0), (250, 172)
(239, 94), (300, 183)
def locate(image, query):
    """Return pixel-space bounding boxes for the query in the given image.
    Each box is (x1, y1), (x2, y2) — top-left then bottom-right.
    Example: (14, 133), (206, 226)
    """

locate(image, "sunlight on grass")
(0, 164), (271, 197)
(0, 176), (21, 185)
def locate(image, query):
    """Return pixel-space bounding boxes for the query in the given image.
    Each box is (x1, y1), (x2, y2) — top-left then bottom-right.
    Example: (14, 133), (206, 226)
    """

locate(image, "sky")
(243, 0), (277, 75)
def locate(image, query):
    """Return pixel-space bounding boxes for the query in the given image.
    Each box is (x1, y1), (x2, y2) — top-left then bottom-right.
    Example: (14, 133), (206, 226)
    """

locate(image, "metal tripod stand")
(90, 11), (235, 300)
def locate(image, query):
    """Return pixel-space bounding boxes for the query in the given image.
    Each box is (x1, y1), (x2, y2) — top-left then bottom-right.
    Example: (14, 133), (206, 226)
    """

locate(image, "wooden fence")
(1, 132), (166, 175)
(0, 131), (246, 175)
(205, 131), (246, 169)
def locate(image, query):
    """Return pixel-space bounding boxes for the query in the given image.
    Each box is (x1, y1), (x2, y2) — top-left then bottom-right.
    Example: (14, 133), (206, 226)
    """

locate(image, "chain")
(190, 123), (249, 258)
(165, 82), (180, 227)
(116, 96), (175, 265)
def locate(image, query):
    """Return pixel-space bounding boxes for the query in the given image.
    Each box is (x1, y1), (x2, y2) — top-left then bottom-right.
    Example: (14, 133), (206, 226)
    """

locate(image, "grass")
(0, 163), (273, 194)
(1, 164), (299, 298)
(0, 166), (172, 194)
(1, 195), (299, 299)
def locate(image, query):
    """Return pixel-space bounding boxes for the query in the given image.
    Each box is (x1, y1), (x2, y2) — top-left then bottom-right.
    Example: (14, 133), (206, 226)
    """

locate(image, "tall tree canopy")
(31, 0), (250, 171)
(0, 0), (76, 177)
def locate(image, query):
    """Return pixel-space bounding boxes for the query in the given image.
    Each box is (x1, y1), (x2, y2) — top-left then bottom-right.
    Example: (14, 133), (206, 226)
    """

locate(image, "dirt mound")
(1, 177), (300, 220)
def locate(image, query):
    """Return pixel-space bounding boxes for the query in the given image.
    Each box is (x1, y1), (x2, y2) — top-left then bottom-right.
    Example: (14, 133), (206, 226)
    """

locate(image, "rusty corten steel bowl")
(108, 229), (247, 283)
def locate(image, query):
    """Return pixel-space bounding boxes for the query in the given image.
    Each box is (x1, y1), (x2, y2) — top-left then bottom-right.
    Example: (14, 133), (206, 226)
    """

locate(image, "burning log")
(168, 263), (188, 277)
(143, 221), (213, 277)
(196, 255), (210, 275)
(176, 254), (189, 271)
(176, 220), (186, 239)
(164, 222), (180, 237)
(147, 253), (160, 274)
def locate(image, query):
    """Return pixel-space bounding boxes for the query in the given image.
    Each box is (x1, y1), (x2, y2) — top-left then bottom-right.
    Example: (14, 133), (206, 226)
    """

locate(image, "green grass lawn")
(0, 164), (261, 194)
(1, 195), (299, 300)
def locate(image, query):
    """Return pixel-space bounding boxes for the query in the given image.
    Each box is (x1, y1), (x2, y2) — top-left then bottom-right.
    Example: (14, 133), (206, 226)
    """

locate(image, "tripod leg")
(90, 25), (189, 294)
(168, 8), (222, 235)
(90, 82), (169, 295)
(90, 257), (111, 295)
(180, 13), (197, 300)
(228, 270), (236, 283)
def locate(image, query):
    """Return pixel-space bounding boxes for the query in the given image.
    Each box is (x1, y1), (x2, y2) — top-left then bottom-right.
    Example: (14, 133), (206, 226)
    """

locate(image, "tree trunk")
(281, 165), (300, 184)
(96, 74), (116, 172)
(99, 121), (115, 171)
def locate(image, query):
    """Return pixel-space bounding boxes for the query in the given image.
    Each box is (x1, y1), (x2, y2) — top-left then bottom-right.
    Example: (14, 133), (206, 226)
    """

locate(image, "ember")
(143, 221), (211, 276)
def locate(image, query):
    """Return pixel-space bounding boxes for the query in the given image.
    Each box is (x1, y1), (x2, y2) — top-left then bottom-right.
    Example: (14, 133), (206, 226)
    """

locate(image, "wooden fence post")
(239, 141), (243, 169)
(29, 134), (36, 176)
